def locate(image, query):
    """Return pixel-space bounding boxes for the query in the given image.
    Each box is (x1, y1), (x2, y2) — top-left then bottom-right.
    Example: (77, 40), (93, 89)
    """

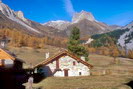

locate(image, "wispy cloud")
(63, 0), (76, 16)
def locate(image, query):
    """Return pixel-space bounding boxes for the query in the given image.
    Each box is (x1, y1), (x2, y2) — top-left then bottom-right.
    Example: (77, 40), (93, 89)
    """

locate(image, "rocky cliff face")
(0, 1), (40, 33)
(0, 2), (16, 19)
(118, 22), (133, 50)
(0, 1), (62, 37)
(72, 10), (96, 23)
(15, 11), (28, 23)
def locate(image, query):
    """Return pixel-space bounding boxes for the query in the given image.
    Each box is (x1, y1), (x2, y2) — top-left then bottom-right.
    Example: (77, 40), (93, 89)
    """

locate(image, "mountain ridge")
(43, 10), (114, 37)
(0, 1), (122, 38)
(0, 1), (64, 37)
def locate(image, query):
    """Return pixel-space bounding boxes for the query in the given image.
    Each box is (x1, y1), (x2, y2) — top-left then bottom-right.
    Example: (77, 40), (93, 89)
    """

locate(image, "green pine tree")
(67, 27), (89, 61)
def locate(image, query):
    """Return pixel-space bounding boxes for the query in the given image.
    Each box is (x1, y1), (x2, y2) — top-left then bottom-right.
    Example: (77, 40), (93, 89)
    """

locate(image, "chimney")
(45, 52), (49, 59)
(80, 56), (85, 61)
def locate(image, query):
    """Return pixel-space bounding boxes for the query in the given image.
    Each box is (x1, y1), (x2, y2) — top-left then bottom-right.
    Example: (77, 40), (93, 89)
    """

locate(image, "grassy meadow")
(8, 46), (133, 89)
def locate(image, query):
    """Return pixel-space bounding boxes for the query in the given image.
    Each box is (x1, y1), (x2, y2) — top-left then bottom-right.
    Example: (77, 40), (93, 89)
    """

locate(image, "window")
(79, 72), (82, 75)
(73, 61), (76, 66)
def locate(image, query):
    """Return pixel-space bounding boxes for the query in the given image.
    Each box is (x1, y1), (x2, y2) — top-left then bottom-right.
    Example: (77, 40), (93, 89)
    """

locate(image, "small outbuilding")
(0, 48), (24, 69)
(0, 48), (28, 89)
(34, 50), (93, 77)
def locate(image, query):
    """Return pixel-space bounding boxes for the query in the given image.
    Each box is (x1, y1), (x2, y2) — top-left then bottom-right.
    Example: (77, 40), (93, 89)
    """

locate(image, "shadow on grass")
(126, 80), (133, 89)
(33, 73), (47, 83)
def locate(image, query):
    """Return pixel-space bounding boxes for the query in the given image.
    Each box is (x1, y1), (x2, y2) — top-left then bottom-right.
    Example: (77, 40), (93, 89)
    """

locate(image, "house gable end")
(34, 50), (93, 69)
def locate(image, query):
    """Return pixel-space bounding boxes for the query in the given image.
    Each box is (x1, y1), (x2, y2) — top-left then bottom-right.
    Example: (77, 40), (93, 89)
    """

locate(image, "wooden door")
(1, 59), (5, 67)
(64, 69), (69, 77)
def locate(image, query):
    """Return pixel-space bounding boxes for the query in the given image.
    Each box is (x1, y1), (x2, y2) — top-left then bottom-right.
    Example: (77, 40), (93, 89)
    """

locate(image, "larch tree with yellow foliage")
(111, 46), (120, 64)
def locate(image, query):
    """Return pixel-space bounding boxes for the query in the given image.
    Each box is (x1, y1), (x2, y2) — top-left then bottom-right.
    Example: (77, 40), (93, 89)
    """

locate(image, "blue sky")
(2, 0), (133, 26)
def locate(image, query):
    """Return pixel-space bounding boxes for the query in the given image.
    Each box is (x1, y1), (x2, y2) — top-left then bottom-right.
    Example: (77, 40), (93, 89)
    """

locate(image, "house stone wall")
(40, 56), (90, 77)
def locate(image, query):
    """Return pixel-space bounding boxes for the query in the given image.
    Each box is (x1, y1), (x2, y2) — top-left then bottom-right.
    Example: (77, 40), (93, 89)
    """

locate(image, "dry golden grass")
(8, 47), (133, 89)
(32, 75), (132, 89)
(30, 54), (133, 89)
(8, 46), (60, 67)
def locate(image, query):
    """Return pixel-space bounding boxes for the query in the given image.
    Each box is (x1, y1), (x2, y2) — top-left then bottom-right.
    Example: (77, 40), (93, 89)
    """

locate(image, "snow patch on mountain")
(43, 20), (71, 31)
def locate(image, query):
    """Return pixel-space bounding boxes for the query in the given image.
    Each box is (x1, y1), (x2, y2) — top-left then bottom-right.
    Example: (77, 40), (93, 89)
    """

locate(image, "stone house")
(34, 50), (93, 77)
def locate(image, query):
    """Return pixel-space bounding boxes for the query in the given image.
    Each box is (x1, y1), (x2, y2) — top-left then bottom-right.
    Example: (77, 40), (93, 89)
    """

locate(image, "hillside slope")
(118, 21), (133, 50)
(0, 1), (63, 37)
(91, 29), (129, 47)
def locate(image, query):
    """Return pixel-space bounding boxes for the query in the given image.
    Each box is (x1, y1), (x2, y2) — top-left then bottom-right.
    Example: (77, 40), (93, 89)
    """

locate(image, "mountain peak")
(15, 11), (28, 22)
(72, 10), (96, 23)
(0, 2), (41, 34)
(80, 10), (90, 14)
